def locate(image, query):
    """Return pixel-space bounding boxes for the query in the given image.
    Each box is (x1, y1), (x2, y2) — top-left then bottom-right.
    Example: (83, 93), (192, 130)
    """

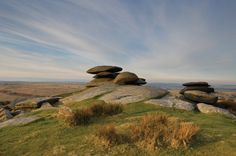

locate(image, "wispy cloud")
(0, 0), (236, 83)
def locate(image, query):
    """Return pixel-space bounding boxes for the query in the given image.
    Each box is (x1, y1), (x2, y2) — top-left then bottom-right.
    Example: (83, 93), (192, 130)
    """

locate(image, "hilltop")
(0, 66), (236, 156)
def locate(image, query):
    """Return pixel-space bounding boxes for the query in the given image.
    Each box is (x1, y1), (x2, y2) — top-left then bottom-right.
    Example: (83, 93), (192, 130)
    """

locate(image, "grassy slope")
(1, 99), (236, 156)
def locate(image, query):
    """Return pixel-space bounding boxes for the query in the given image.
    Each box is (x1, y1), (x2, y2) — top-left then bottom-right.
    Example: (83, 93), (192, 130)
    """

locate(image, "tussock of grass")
(129, 113), (199, 150)
(90, 101), (123, 117)
(73, 108), (93, 125)
(57, 107), (93, 126)
(59, 101), (123, 126)
(96, 124), (128, 146)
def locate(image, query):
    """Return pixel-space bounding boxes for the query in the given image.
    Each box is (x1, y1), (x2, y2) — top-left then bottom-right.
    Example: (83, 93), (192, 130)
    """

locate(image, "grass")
(0, 99), (236, 156)
(96, 124), (127, 146)
(129, 113), (199, 150)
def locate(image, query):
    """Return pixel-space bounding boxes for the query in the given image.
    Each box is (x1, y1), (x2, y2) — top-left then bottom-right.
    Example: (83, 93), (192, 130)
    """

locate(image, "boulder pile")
(0, 97), (61, 123)
(180, 82), (236, 117)
(86, 65), (147, 87)
(180, 82), (214, 94)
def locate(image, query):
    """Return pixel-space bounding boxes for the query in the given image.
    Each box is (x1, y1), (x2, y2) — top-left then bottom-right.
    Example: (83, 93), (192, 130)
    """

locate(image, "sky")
(0, 0), (236, 84)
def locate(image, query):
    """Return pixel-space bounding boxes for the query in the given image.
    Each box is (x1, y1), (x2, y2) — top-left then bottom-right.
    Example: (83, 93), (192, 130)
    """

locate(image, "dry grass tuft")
(129, 113), (199, 150)
(58, 107), (93, 126)
(96, 124), (122, 146)
(73, 108), (93, 125)
(90, 102), (123, 117)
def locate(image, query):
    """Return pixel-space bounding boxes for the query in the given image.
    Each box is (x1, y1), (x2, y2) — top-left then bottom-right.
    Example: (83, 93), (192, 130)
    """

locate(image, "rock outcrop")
(86, 65), (147, 87)
(15, 97), (60, 110)
(145, 96), (195, 111)
(100, 85), (168, 104)
(62, 84), (118, 103)
(216, 99), (236, 109)
(0, 116), (42, 129)
(197, 103), (236, 118)
(0, 108), (13, 122)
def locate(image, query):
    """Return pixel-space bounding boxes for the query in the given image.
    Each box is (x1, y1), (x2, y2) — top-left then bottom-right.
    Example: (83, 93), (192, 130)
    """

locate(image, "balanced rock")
(87, 65), (122, 74)
(180, 86), (214, 94)
(113, 72), (139, 85)
(197, 103), (236, 118)
(183, 82), (209, 87)
(0, 108), (13, 122)
(93, 72), (118, 78)
(184, 91), (218, 104)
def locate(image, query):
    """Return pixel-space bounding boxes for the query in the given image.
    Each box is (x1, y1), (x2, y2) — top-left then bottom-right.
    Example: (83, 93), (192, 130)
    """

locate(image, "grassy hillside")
(1, 98), (236, 156)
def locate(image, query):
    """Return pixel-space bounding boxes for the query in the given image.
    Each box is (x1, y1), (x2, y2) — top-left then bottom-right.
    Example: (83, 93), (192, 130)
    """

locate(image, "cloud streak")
(0, 0), (236, 84)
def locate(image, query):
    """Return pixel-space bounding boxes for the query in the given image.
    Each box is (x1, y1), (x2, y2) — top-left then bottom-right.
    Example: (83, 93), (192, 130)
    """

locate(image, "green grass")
(1, 99), (236, 156)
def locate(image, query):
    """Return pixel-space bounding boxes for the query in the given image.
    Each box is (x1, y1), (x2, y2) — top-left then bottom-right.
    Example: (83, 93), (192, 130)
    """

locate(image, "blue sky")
(0, 0), (236, 84)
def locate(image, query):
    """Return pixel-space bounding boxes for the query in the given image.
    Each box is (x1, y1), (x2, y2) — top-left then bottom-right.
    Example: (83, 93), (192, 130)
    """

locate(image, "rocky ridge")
(1, 66), (236, 129)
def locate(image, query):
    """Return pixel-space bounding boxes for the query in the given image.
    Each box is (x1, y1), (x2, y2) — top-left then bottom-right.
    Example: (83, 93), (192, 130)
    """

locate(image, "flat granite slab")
(0, 116), (42, 129)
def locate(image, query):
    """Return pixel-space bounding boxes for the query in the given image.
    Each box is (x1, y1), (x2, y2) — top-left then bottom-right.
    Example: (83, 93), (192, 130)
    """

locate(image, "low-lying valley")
(0, 66), (236, 156)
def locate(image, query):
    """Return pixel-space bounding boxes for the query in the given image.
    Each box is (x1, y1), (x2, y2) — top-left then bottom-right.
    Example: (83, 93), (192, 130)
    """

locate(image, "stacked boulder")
(180, 82), (214, 94)
(180, 82), (236, 118)
(180, 82), (217, 104)
(86, 65), (147, 87)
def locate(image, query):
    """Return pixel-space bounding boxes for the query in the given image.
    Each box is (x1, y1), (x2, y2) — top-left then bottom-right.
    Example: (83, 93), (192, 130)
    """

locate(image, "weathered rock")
(113, 72), (139, 85)
(135, 78), (147, 85)
(0, 101), (10, 106)
(87, 65), (122, 74)
(180, 86), (214, 94)
(15, 97), (60, 110)
(93, 72), (118, 78)
(197, 103), (236, 118)
(15, 99), (38, 110)
(8, 97), (28, 110)
(0, 108), (13, 122)
(57, 106), (74, 121)
(145, 98), (173, 108)
(145, 96), (195, 111)
(0, 116), (42, 129)
(183, 82), (209, 87)
(100, 85), (168, 104)
(86, 78), (114, 87)
(216, 99), (236, 110)
(62, 84), (118, 103)
(40, 102), (53, 109)
(184, 91), (218, 104)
